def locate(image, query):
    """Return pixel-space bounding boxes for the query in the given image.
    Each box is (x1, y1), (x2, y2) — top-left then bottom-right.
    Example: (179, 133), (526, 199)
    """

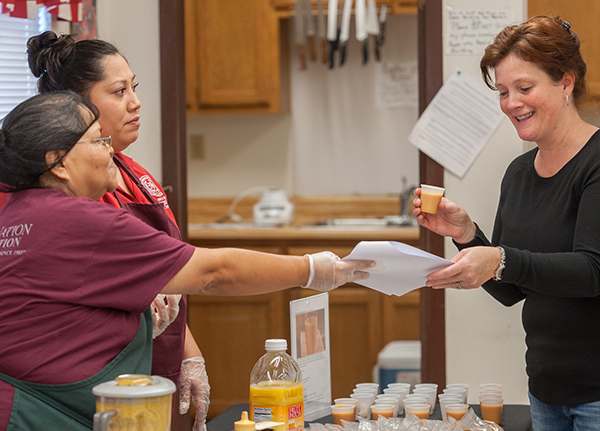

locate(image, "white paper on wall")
(408, 70), (504, 178)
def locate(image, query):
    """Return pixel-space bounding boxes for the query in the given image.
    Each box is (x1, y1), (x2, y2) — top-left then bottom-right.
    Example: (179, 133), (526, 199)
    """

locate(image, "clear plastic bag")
(306, 407), (504, 431)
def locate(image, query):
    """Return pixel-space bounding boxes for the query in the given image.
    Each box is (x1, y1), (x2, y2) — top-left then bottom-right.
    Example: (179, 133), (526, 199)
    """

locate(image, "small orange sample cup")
(420, 184), (445, 214)
(480, 398), (503, 424)
(445, 403), (468, 421)
(331, 404), (355, 425)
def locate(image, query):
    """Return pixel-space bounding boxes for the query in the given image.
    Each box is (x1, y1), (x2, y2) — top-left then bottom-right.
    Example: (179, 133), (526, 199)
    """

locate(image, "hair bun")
(27, 31), (75, 79)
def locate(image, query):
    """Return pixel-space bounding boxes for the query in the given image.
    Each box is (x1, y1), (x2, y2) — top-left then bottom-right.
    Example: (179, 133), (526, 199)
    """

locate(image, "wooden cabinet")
(184, 0), (282, 114)
(528, 0), (600, 102)
(184, 0), (418, 115)
(187, 237), (420, 420)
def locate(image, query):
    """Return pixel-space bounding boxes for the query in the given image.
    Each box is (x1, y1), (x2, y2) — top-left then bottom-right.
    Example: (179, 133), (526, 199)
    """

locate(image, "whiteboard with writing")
(446, 9), (516, 56)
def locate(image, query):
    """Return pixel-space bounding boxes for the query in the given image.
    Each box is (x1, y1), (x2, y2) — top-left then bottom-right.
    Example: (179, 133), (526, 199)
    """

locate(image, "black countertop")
(207, 403), (532, 431)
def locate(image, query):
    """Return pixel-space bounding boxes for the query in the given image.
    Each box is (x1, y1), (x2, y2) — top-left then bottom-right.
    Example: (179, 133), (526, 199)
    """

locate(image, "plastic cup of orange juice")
(375, 395), (400, 417)
(331, 404), (356, 425)
(438, 394), (462, 420)
(371, 403), (394, 420)
(480, 397), (503, 424)
(333, 398), (357, 418)
(445, 403), (468, 421)
(420, 184), (445, 214)
(404, 403), (430, 420)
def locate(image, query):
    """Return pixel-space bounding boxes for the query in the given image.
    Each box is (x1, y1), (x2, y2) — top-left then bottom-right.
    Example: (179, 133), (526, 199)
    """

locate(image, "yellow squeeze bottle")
(235, 411), (255, 431)
(250, 339), (304, 431)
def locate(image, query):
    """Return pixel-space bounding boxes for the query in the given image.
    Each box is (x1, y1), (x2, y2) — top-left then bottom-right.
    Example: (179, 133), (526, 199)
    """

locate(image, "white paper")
(342, 241), (453, 296)
(446, 9), (516, 56)
(408, 71), (504, 178)
(290, 293), (331, 421)
(375, 60), (419, 108)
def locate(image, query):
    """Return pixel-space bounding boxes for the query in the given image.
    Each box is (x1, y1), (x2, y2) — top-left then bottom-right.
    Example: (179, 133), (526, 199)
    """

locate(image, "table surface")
(207, 403), (532, 431)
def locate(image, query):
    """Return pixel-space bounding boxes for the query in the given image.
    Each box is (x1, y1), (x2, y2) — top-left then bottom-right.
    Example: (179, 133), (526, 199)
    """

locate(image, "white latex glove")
(302, 251), (373, 292)
(179, 356), (210, 431)
(151, 294), (181, 339)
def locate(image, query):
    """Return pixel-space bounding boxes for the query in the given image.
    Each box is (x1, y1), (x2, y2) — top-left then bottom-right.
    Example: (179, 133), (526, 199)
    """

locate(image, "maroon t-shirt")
(0, 189), (195, 428)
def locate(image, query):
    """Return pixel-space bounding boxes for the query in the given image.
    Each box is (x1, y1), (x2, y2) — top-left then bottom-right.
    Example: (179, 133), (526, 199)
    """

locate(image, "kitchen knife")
(339, 0), (353, 66)
(378, 4), (387, 46)
(354, 0), (368, 64)
(365, 0), (380, 62)
(327, 0), (339, 69)
(375, 4), (387, 61)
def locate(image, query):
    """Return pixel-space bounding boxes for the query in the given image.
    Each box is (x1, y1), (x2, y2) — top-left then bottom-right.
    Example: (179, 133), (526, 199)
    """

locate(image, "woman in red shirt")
(26, 30), (204, 429)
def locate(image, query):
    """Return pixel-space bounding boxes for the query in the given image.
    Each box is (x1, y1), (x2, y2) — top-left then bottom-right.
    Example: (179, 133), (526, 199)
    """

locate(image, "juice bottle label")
(250, 382), (303, 431)
(250, 403), (304, 431)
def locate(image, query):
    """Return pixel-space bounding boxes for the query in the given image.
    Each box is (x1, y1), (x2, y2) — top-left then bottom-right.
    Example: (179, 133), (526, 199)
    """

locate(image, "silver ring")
(455, 282), (463, 290)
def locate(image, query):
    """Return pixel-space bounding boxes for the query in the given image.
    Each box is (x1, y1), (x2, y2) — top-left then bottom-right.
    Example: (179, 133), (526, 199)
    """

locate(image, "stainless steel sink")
(303, 216), (418, 228)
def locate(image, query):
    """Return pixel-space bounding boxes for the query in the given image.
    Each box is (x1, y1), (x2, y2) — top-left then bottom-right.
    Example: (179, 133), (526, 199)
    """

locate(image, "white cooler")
(372, 341), (421, 390)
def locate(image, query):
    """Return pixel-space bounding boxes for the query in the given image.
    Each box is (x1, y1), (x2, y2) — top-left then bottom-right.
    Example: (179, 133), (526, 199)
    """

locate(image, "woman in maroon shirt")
(0, 91), (372, 430)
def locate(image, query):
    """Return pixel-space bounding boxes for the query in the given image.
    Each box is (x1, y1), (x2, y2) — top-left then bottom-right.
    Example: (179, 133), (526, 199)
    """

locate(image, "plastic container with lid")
(92, 374), (176, 431)
(249, 339), (304, 431)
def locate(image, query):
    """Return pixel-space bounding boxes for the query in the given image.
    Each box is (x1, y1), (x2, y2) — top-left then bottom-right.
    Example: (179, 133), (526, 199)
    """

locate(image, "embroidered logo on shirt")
(140, 175), (170, 209)
(0, 223), (32, 255)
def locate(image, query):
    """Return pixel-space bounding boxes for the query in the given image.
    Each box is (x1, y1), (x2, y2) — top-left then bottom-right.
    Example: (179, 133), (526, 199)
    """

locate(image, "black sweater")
(457, 130), (600, 406)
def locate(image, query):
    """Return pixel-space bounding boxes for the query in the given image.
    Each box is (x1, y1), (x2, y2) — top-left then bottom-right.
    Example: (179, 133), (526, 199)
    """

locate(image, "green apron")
(0, 308), (153, 430)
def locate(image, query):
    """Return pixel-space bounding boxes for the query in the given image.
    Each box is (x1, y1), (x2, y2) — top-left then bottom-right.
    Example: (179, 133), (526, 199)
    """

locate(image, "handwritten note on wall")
(446, 9), (515, 56)
(376, 60), (418, 108)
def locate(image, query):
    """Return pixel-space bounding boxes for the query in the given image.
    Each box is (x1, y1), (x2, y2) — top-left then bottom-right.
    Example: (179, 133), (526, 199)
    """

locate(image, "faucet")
(399, 177), (417, 225)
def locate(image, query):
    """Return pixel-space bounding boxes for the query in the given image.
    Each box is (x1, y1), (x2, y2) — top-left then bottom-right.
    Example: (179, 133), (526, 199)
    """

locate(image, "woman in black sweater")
(414, 16), (600, 430)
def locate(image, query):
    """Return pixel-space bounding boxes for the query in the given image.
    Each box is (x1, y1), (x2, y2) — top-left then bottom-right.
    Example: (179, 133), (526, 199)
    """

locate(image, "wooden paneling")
(528, 0), (600, 103)
(159, 0), (188, 241)
(382, 290), (420, 343)
(327, 287), (382, 400)
(417, 0), (446, 389)
(188, 292), (288, 415)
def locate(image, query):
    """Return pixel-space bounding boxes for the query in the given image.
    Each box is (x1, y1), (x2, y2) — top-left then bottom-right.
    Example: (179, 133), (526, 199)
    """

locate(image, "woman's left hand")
(425, 246), (501, 290)
(179, 356), (210, 431)
(151, 294), (181, 338)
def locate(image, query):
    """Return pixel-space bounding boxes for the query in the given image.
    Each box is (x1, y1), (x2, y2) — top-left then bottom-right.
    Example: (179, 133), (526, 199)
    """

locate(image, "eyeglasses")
(76, 135), (112, 148)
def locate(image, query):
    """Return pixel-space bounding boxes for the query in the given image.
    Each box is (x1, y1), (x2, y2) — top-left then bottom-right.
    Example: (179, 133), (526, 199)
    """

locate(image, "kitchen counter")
(188, 224), (420, 242)
(187, 195), (420, 248)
